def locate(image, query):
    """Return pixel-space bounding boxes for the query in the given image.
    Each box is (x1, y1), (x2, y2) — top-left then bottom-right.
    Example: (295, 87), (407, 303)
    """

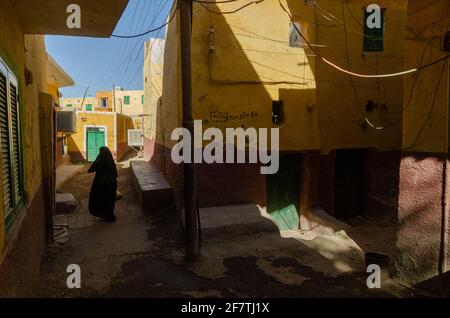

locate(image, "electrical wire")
(195, 0), (241, 3)
(404, 60), (447, 150)
(314, 2), (383, 41)
(123, 0), (171, 87)
(119, 0), (158, 86)
(112, 3), (178, 38)
(389, 36), (441, 122)
(277, 0), (449, 79)
(195, 0), (265, 15)
(98, 0), (144, 89)
(125, 1), (178, 89)
(126, 1), (177, 89)
(340, 1), (364, 120)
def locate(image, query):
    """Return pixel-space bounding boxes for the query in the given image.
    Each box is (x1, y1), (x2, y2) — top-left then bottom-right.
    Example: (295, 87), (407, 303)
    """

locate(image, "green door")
(87, 128), (106, 162)
(267, 154), (301, 230)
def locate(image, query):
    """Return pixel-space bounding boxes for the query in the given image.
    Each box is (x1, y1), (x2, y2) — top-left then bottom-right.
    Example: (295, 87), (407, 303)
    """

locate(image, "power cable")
(278, 0), (449, 79)
(125, 1), (176, 89)
(404, 60), (447, 150)
(195, 0), (265, 15)
(97, 0), (143, 89)
(124, 0), (176, 88)
(111, 2), (178, 38)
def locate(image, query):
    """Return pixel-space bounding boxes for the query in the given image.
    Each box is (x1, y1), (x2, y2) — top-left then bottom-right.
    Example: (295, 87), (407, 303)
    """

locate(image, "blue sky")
(45, 0), (172, 98)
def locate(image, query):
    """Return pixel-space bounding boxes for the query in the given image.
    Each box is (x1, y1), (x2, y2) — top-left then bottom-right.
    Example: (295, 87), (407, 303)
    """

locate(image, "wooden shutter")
(9, 82), (22, 205)
(0, 70), (13, 220)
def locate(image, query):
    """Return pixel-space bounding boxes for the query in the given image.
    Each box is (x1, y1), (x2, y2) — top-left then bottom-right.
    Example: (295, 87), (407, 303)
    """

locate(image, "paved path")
(56, 164), (86, 191)
(38, 163), (417, 298)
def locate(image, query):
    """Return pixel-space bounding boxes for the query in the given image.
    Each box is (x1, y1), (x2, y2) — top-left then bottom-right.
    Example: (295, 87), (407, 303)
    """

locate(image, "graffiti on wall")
(207, 110), (259, 125)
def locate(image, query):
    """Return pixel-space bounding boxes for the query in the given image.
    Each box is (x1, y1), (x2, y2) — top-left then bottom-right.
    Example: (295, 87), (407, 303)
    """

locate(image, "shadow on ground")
(38, 159), (418, 298)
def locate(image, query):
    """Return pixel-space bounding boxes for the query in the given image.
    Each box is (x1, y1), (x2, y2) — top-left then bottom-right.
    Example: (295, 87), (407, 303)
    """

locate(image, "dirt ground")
(38, 159), (419, 298)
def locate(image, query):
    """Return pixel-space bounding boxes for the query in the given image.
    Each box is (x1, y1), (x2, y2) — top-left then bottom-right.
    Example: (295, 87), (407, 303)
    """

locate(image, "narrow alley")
(1, 0), (450, 306)
(38, 155), (415, 298)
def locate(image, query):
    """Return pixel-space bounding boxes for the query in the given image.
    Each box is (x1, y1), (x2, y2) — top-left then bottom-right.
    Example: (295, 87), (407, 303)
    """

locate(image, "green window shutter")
(0, 70), (13, 224)
(86, 104), (92, 111)
(0, 62), (23, 228)
(9, 82), (22, 207)
(66, 104), (72, 107)
(141, 95), (144, 104)
(124, 96), (130, 105)
(363, 10), (384, 52)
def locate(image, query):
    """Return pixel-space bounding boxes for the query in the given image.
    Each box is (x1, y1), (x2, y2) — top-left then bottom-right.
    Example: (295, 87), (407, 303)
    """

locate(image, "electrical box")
(57, 111), (76, 133)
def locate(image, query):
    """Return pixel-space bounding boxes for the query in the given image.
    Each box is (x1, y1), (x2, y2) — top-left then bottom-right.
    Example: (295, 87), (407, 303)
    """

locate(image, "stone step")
(55, 192), (77, 214)
(130, 160), (173, 212)
(182, 204), (280, 237)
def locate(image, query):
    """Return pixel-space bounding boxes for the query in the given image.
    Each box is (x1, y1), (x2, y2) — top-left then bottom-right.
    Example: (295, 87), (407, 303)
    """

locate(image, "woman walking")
(88, 147), (118, 222)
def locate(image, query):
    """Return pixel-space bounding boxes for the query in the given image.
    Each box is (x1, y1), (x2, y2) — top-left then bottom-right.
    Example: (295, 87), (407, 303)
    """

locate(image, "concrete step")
(55, 193), (77, 214)
(182, 204), (280, 237)
(130, 161), (173, 212)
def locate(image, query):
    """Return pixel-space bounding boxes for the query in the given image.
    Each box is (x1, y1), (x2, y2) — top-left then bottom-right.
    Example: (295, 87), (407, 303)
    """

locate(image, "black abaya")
(88, 147), (118, 222)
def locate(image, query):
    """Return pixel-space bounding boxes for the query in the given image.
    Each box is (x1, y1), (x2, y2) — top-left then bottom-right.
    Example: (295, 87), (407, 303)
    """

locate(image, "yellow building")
(46, 54), (76, 167)
(96, 90), (114, 112)
(60, 96), (99, 112)
(394, 0), (450, 285)
(143, 38), (165, 161)
(67, 111), (136, 163)
(147, 0), (449, 284)
(150, 0), (407, 207)
(0, 0), (128, 296)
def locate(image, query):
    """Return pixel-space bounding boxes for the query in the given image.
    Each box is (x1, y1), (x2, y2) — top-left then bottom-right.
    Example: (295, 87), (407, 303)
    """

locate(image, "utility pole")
(113, 84), (116, 112)
(179, 0), (200, 260)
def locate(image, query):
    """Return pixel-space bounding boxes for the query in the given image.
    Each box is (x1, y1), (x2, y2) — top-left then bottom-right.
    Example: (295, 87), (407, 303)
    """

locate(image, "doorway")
(334, 149), (366, 220)
(267, 154), (302, 230)
(86, 127), (106, 162)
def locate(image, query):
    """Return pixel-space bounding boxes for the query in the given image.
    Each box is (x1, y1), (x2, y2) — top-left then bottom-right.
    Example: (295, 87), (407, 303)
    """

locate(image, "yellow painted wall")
(0, 1), (48, 253)
(143, 39), (165, 141)
(67, 112), (116, 159)
(192, 0), (319, 151)
(159, 6), (182, 150)
(116, 113), (135, 144)
(315, 0), (407, 154)
(160, 0), (407, 154)
(133, 117), (143, 130)
(47, 84), (59, 103)
(96, 91), (113, 112)
(402, 0), (450, 153)
(67, 112), (135, 160)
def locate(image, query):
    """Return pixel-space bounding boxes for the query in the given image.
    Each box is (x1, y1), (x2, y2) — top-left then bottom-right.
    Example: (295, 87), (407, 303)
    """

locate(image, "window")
(100, 98), (108, 108)
(289, 22), (302, 48)
(0, 57), (24, 229)
(272, 100), (284, 125)
(124, 96), (130, 105)
(85, 104), (93, 111)
(363, 9), (384, 52)
(141, 95), (144, 104)
(66, 104), (72, 107)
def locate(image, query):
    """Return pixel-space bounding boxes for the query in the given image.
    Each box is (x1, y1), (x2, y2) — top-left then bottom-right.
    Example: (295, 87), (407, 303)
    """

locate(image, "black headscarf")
(88, 146), (118, 178)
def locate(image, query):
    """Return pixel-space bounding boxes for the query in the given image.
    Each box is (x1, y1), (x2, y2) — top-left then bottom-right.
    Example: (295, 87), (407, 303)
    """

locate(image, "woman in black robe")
(88, 146), (118, 222)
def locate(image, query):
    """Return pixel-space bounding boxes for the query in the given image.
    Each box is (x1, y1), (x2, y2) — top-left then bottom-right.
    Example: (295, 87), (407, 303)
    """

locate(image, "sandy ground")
(38, 157), (417, 298)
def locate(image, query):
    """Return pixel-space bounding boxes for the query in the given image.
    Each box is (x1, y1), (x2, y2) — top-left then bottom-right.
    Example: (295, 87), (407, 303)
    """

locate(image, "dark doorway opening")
(334, 149), (366, 221)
